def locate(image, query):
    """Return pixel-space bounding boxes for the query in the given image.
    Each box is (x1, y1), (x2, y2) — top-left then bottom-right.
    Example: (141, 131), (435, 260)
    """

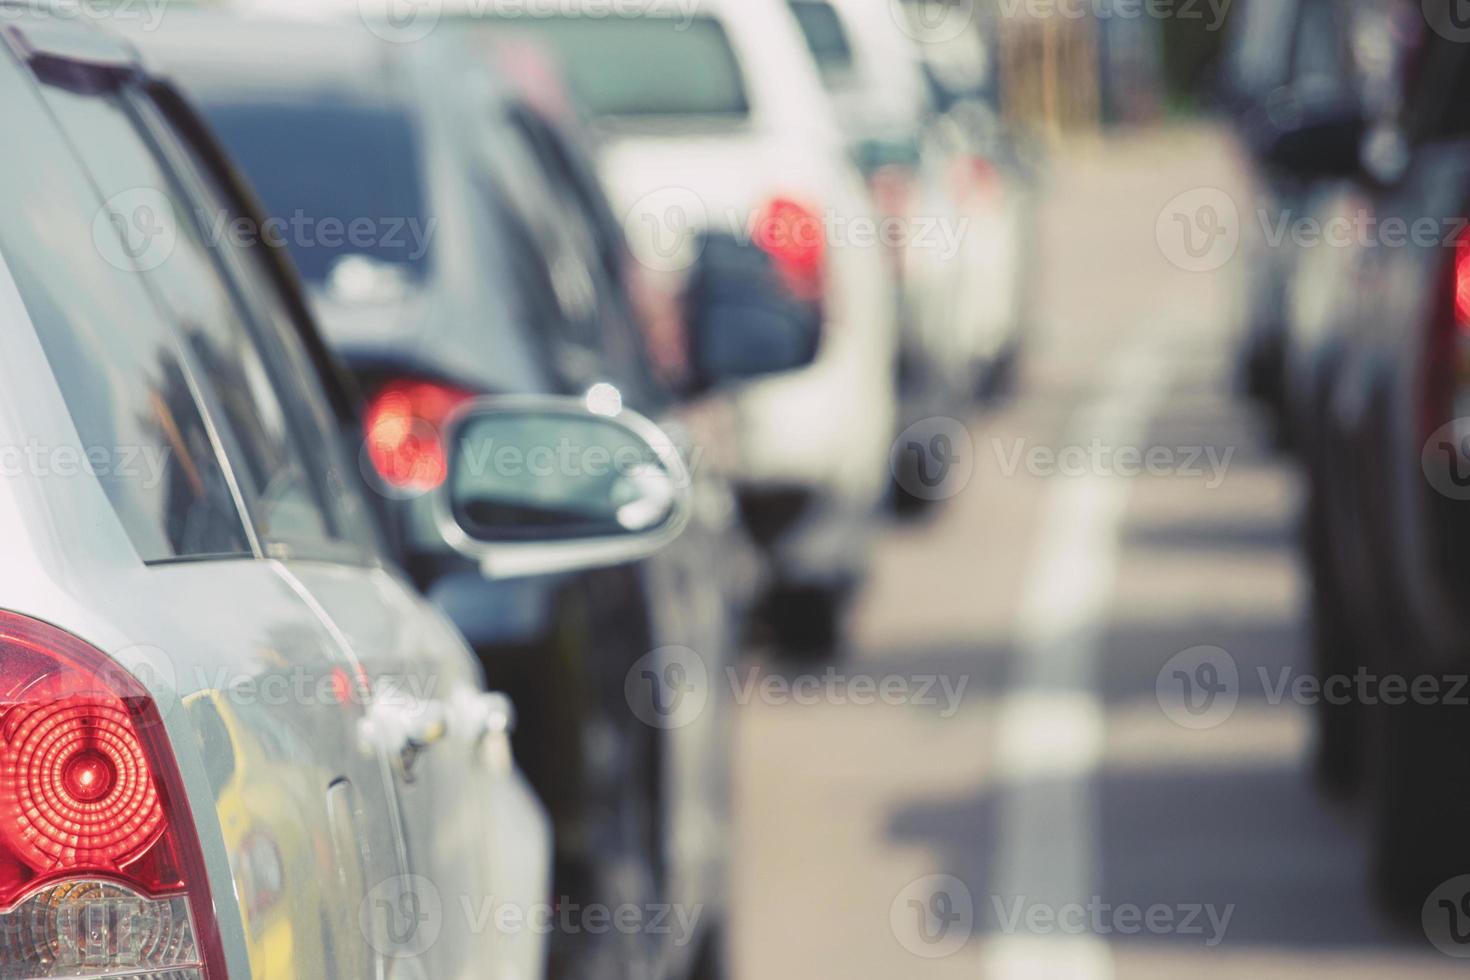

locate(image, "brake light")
(868, 165), (915, 222)
(753, 197), (826, 303)
(954, 156), (1000, 202)
(364, 380), (476, 493)
(1455, 229), (1470, 329)
(0, 612), (225, 979)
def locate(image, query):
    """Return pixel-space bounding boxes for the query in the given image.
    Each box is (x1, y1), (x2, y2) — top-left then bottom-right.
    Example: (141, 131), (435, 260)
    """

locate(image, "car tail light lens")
(953, 155), (1000, 202)
(753, 197), (826, 303)
(0, 612), (224, 979)
(868, 165), (914, 222)
(1455, 229), (1470, 330)
(364, 380), (476, 493)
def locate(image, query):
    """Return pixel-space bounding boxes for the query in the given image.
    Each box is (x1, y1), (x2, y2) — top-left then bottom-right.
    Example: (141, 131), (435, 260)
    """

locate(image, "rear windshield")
(789, 1), (854, 79)
(194, 98), (433, 284)
(498, 15), (749, 119)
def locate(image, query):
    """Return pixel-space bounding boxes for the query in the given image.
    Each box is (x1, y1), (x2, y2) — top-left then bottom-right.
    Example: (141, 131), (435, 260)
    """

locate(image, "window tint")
(1410, 29), (1470, 142)
(192, 99), (432, 286)
(0, 74), (251, 560)
(494, 15), (749, 119)
(38, 83), (362, 560)
(140, 98), (381, 562)
(1291, 0), (1348, 91)
(789, 2), (855, 79)
(502, 110), (670, 409)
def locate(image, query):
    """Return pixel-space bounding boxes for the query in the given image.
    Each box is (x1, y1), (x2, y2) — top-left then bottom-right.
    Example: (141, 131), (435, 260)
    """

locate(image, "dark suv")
(134, 12), (820, 978)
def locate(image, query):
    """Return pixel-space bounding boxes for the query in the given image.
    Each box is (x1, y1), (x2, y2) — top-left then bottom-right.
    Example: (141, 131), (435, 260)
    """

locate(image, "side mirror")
(684, 232), (822, 393)
(1250, 91), (1365, 180)
(435, 396), (691, 579)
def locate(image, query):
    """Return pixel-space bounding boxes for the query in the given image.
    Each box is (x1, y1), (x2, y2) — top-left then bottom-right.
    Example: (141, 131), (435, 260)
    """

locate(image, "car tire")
(765, 584), (844, 660)
(686, 920), (727, 980)
(889, 478), (938, 519)
(1302, 478), (1365, 799)
(976, 342), (1020, 405)
(1367, 695), (1470, 921)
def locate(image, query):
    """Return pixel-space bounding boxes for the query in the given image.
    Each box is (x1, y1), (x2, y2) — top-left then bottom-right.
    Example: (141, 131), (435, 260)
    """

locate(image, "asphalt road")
(728, 128), (1466, 979)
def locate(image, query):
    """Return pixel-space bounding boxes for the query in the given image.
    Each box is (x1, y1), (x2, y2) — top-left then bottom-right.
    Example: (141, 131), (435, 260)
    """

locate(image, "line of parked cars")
(0, 1), (1030, 978)
(1224, 0), (1470, 923)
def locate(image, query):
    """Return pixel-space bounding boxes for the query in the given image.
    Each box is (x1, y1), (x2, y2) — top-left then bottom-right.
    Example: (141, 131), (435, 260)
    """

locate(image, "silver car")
(0, 7), (695, 979)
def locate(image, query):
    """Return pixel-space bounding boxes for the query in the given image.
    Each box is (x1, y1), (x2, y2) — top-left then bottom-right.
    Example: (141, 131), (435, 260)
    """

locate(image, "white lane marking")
(982, 342), (1170, 978)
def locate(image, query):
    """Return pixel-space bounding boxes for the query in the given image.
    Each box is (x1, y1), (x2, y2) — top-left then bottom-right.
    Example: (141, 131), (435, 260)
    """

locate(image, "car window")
(789, 1), (855, 81)
(464, 107), (607, 388)
(196, 98), (433, 288)
(0, 62), (253, 562)
(1291, 0), (1349, 92)
(141, 96), (384, 563)
(503, 108), (671, 411)
(37, 81), (367, 561)
(1409, 27), (1470, 143)
(494, 14), (749, 119)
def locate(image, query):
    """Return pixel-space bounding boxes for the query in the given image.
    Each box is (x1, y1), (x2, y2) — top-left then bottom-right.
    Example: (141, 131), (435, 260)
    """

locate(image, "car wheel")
(549, 720), (664, 980)
(1306, 616), (1364, 799)
(1302, 476), (1364, 798)
(976, 342), (1020, 405)
(889, 477), (938, 519)
(686, 920), (727, 980)
(1367, 695), (1470, 921)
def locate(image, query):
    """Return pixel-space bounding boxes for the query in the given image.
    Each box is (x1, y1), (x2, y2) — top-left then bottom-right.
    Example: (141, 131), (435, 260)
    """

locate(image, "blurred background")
(39, 0), (1470, 975)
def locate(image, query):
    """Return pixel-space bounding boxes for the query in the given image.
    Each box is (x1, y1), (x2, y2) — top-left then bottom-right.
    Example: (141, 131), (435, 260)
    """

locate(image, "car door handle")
(368, 700), (448, 784)
(472, 692), (517, 773)
(474, 691), (516, 740)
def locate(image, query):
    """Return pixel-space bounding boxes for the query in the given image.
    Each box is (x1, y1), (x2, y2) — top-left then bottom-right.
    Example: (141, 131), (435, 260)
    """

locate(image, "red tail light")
(754, 197), (826, 303)
(868, 165), (915, 222)
(1455, 228), (1470, 330)
(0, 612), (225, 979)
(364, 380), (476, 493)
(953, 155), (1000, 202)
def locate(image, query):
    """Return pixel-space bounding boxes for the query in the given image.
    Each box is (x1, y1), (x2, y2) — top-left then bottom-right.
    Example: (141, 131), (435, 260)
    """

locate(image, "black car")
(1270, 0), (1470, 918)
(133, 12), (819, 979)
(1219, 0), (1365, 445)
